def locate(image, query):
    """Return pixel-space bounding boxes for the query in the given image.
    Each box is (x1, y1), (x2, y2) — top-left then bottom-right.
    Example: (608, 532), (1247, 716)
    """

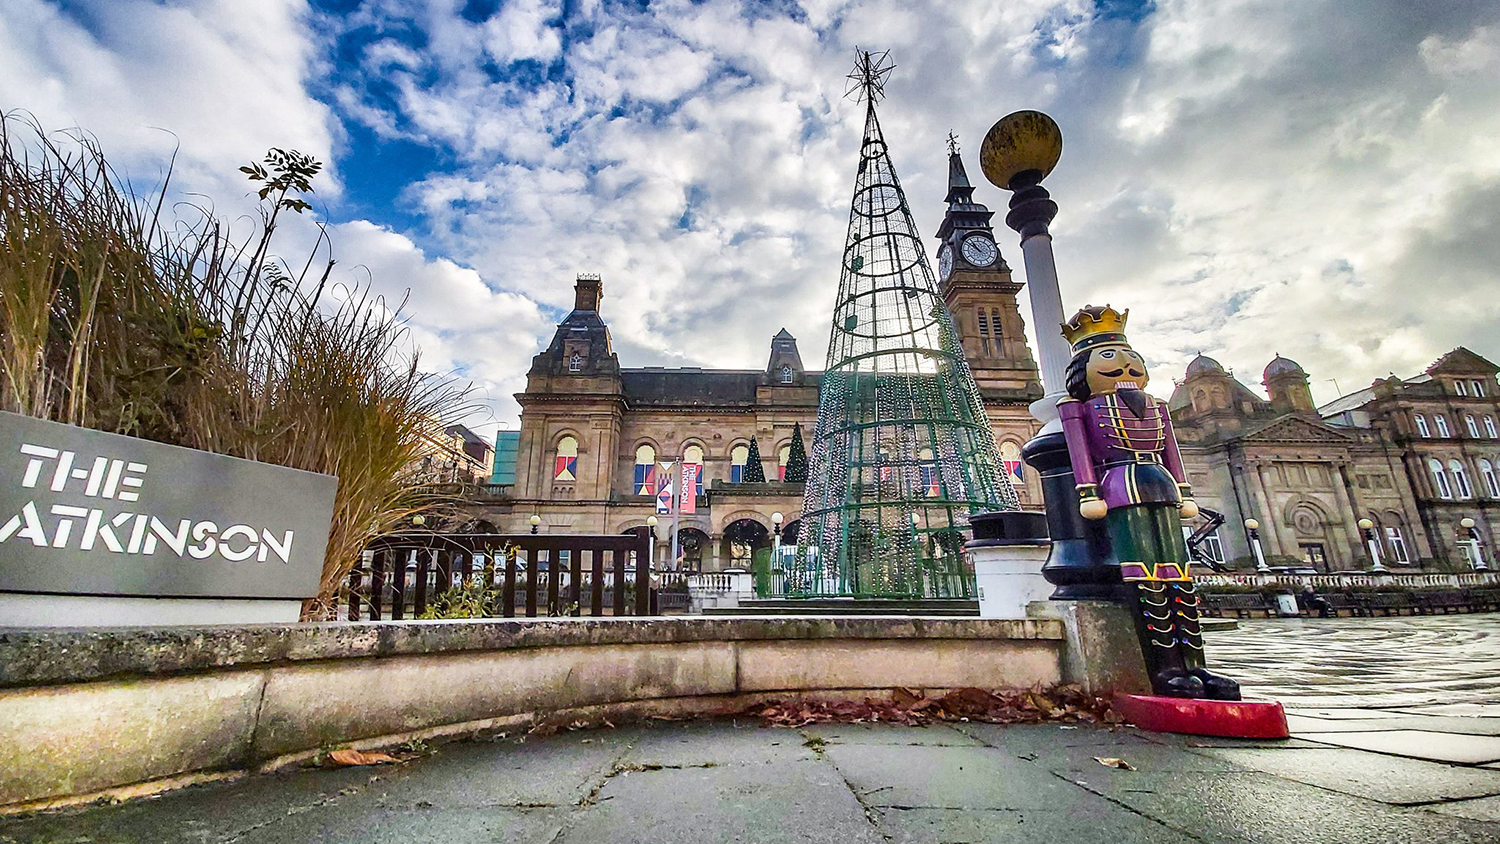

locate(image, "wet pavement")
(3, 614), (1499, 842)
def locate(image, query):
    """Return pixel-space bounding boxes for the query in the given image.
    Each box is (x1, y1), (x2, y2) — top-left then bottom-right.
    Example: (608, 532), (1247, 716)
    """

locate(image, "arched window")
(1192, 389), (1208, 413)
(1456, 380), (1469, 396)
(553, 436), (578, 482)
(683, 444), (704, 497)
(1467, 415), (1480, 438)
(1430, 458), (1453, 499)
(1450, 459), (1473, 499)
(1385, 525), (1410, 563)
(1480, 459), (1500, 498)
(777, 445), (790, 481)
(568, 352), (583, 372)
(1414, 413), (1430, 438)
(1486, 416), (1497, 439)
(779, 364), (793, 383)
(991, 308), (1003, 340)
(1473, 379), (1487, 397)
(730, 444), (749, 483)
(633, 445), (656, 496)
(1436, 415), (1451, 437)
(977, 309), (991, 356)
(1000, 441), (1024, 487)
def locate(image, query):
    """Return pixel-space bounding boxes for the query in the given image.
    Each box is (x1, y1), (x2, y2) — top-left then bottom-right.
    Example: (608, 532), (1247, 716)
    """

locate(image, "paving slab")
(1289, 713), (1500, 737)
(873, 806), (1199, 844)
(821, 743), (1094, 810)
(1284, 707), (1411, 720)
(236, 806), (565, 844)
(1199, 746), (1500, 804)
(622, 721), (818, 767)
(802, 721), (983, 746)
(1064, 767), (1500, 844)
(1298, 729), (1500, 765)
(1395, 703), (1500, 718)
(1426, 794), (1500, 823)
(554, 751), (882, 844)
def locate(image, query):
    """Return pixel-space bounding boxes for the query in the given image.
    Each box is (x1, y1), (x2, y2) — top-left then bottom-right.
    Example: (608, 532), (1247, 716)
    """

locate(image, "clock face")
(938, 244), (954, 280)
(961, 234), (998, 267)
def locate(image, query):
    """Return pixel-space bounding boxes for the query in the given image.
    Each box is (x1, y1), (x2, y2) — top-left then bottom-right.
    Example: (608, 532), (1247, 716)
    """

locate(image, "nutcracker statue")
(1058, 305), (1241, 701)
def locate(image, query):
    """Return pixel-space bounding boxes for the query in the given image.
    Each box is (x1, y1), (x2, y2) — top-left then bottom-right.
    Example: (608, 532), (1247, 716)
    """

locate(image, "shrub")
(0, 116), (467, 618)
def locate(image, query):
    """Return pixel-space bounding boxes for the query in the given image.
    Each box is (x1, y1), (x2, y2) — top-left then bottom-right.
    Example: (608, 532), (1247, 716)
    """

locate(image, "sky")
(4, 0), (1500, 440)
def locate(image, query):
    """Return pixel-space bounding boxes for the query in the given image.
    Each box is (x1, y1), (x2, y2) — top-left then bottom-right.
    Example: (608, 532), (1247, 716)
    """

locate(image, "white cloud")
(6, 0), (1500, 437)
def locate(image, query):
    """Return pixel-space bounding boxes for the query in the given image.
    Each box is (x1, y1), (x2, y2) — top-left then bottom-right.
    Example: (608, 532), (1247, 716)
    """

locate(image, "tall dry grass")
(0, 115), (466, 618)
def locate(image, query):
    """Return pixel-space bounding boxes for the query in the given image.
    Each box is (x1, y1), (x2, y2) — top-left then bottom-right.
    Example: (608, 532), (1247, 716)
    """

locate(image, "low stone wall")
(0, 616), (1065, 813)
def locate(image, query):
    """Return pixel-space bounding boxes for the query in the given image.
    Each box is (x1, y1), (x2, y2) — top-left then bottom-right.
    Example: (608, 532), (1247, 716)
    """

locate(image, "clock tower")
(934, 138), (1046, 506)
(934, 139), (1043, 404)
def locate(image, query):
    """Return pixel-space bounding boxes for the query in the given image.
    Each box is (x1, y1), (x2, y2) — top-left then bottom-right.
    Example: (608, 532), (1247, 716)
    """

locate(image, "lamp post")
(1358, 518), (1387, 574)
(771, 511), (784, 547)
(529, 514), (541, 535)
(979, 111), (1117, 600)
(647, 515), (659, 568)
(1460, 517), (1488, 572)
(1245, 518), (1269, 574)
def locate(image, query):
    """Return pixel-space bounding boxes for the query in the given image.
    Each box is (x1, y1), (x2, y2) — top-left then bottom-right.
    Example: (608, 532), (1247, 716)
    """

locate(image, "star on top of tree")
(845, 48), (895, 104)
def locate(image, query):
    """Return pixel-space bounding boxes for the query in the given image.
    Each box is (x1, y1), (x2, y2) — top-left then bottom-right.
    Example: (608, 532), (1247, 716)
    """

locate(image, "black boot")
(1157, 668), (1206, 698)
(1188, 667), (1241, 701)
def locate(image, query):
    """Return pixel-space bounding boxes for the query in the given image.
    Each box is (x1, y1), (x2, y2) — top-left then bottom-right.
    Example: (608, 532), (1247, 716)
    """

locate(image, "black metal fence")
(344, 532), (688, 620)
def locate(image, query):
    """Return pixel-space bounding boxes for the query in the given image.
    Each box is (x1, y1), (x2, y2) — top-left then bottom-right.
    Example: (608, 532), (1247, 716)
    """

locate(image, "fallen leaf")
(327, 749), (399, 767)
(1094, 757), (1135, 771)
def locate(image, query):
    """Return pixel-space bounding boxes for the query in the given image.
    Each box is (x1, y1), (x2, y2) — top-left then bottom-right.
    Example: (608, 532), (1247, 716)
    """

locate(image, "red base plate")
(1113, 693), (1290, 739)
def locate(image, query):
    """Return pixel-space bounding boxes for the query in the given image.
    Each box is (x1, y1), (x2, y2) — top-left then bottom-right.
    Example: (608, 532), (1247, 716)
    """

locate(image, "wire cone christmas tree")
(790, 50), (1019, 599)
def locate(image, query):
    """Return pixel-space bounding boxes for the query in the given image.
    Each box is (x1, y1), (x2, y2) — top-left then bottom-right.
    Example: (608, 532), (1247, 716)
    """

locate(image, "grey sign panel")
(0, 411), (336, 600)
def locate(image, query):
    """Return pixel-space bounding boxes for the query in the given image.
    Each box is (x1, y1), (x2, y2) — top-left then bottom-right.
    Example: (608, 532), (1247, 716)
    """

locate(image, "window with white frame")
(1486, 416), (1498, 439)
(1436, 415), (1451, 437)
(1451, 459), (1474, 499)
(1481, 459), (1500, 498)
(1456, 380), (1469, 396)
(730, 444), (749, 483)
(1430, 458), (1453, 499)
(1385, 526), (1410, 563)
(1473, 379), (1486, 397)
(779, 364), (793, 383)
(1468, 415), (1481, 438)
(568, 352), (583, 372)
(1415, 413), (1430, 437)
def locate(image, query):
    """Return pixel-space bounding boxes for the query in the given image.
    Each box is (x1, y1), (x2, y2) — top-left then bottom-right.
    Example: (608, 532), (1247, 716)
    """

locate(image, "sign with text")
(0, 411), (336, 600)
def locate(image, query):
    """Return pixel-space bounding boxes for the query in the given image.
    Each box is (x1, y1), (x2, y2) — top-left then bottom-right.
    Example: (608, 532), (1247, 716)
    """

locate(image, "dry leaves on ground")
(1093, 756), (1136, 770)
(325, 749), (402, 767)
(746, 685), (1121, 728)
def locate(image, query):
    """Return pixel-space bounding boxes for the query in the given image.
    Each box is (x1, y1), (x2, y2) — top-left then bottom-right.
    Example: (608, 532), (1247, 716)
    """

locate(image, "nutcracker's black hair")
(1065, 349), (1093, 401)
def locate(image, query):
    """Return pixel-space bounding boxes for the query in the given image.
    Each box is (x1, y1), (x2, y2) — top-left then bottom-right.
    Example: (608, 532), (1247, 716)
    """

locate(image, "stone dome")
(1185, 354), (1226, 378)
(1263, 355), (1305, 380)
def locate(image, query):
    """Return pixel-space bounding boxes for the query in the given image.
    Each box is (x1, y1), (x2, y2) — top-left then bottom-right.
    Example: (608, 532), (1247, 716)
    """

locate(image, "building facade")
(465, 150), (1500, 574)
(1169, 348), (1500, 571)
(470, 153), (1045, 569)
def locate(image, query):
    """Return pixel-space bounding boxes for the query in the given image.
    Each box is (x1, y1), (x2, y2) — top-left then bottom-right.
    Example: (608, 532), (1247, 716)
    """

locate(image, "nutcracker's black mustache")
(1098, 367), (1144, 378)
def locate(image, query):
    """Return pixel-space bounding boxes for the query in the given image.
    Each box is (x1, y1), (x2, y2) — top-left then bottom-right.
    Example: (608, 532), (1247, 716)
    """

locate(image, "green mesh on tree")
(789, 54), (1019, 599)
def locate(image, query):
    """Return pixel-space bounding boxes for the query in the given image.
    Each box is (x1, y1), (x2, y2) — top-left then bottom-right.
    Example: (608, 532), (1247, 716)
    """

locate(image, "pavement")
(4, 615), (1500, 843)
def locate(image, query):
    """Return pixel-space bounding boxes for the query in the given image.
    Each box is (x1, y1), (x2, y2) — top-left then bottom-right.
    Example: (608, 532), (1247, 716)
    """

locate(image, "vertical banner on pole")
(680, 464), (699, 515)
(656, 462), (675, 515)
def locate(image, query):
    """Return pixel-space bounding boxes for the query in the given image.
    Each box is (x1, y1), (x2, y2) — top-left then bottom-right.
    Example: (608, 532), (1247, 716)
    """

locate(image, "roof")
(1263, 355), (1305, 380)
(1185, 354), (1225, 378)
(621, 369), (762, 407)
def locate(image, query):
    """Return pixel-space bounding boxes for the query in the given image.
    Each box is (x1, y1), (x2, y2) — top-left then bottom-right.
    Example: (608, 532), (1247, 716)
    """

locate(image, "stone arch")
(714, 509), (772, 535)
(1192, 388), (1209, 413)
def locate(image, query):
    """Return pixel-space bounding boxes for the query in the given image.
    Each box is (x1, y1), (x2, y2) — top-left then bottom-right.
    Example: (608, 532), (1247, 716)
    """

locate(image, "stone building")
(1320, 348), (1500, 569)
(471, 152), (1045, 569)
(1170, 348), (1500, 571)
(465, 147), (1499, 574)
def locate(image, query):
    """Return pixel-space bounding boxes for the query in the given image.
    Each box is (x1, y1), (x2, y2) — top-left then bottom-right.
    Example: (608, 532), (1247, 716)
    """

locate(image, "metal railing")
(344, 532), (656, 620)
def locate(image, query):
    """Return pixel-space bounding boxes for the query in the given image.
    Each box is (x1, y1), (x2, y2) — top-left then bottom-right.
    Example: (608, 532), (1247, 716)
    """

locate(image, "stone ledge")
(0, 616), (1069, 811)
(0, 616), (1062, 690)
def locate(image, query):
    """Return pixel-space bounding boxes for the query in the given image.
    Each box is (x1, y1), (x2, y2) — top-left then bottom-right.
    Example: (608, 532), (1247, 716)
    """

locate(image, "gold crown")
(1061, 305), (1130, 350)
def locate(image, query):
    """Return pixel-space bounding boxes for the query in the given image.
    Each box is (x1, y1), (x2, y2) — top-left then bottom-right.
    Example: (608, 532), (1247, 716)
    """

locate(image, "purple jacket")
(1059, 393), (1188, 509)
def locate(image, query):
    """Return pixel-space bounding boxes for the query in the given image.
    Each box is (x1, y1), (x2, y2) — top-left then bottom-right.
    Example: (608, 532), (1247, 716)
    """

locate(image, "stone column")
(1247, 462), (1284, 556)
(1329, 463), (1365, 566)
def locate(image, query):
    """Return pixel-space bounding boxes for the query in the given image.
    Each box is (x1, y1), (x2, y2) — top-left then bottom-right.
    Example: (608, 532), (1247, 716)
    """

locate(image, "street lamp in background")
(771, 512), (783, 547)
(1358, 518), (1388, 574)
(647, 515), (659, 568)
(1245, 519), (1270, 574)
(529, 514), (541, 535)
(1460, 517), (1488, 571)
